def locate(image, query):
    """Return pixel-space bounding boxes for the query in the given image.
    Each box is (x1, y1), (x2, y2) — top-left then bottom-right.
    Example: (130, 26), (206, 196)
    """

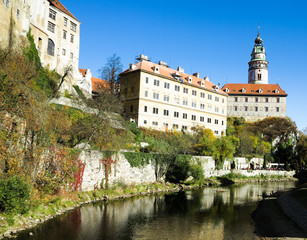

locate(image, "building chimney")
(158, 60), (168, 67)
(204, 76), (210, 81)
(130, 63), (136, 70)
(137, 54), (149, 61)
(193, 72), (200, 78)
(177, 66), (184, 73)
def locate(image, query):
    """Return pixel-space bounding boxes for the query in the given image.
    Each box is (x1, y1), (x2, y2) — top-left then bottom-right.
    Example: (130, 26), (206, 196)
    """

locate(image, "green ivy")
(73, 85), (87, 103)
(123, 152), (154, 167)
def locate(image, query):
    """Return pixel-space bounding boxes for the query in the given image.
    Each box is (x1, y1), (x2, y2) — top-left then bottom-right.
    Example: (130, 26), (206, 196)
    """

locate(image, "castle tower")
(248, 29), (269, 84)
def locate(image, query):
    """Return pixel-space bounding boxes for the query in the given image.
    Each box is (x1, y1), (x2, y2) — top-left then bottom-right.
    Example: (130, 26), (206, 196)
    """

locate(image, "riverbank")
(0, 175), (296, 239)
(252, 183), (307, 239)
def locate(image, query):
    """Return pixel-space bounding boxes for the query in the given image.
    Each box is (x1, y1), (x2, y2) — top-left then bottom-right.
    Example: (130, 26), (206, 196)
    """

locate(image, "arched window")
(47, 39), (55, 56)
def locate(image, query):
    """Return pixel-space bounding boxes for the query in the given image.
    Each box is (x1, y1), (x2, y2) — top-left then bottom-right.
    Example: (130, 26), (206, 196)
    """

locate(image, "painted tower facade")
(248, 31), (269, 84)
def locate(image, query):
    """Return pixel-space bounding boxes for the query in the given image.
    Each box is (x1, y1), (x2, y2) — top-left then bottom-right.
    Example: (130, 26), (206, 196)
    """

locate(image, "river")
(15, 181), (296, 240)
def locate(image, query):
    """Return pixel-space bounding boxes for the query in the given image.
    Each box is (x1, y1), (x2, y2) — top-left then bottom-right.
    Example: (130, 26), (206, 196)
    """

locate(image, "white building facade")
(120, 56), (228, 136)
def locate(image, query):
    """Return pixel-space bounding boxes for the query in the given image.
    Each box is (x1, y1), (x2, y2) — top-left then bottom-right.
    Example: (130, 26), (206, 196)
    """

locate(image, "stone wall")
(79, 151), (295, 192)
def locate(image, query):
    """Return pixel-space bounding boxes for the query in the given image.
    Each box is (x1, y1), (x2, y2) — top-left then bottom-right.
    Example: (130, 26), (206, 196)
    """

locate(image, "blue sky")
(62, 0), (307, 131)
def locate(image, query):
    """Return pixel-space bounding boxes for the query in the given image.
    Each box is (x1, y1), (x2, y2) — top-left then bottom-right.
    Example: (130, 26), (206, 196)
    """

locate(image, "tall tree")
(99, 54), (123, 95)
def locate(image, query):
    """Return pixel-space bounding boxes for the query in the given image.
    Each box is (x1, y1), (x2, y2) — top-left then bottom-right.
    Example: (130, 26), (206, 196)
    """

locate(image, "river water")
(15, 181), (296, 240)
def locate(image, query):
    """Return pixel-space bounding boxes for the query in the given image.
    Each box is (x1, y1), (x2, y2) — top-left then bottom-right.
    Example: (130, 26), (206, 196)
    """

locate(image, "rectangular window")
(49, 9), (56, 20)
(276, 107), (280, 112)
(208, 94), (212, 100)
(191, 115), (196, 121)
(145, 90), (148, 97)
(173, 124), (178, 130)
(214, 130), (219, 135)
(200, 116), (204, 122)
(192, 102), (196, 108)
(154, 79), (160, 86)
(164, 82), (169, 89)
(215, 96), (219, 102)
(245, 97), (248, 102)
(4, 0), (9, 8)
(164, 109), (169, 116)
(192, 90), (197, 96)
(277, 98), (280, 103)
(130, 105), (134, 112)
(183, 99), (188, 106)
(183, 88), (188, 94)
(152, 121), (158, 126)
(234, 106), (238, 111)
(200, 92), (205, 98)
(174, 111), (179, 118)
(245, 106), (248, 111)
(144, 106), (147, 112)
(175, 85), (180, 92)
(255, 97), (258, 102)
(182, 125), (187, 131)
(153, 107), (159, 114)
(71, 21), (77, 32)
(215, 119), (219, 124)
(47, 21), (55, 33)
(255, 106), (258, 112)
(222, 121), (224, 126)
(63, 30), (67, 39)
(17, 9), (20, 19)
(64, 17), (68, 26)
(183, 113), (187, 119)
(215, 107), (219, 113)
(145, 77), (149, 84)
(265, 107), (268, 112)
(70, 52), (73, 59)
(207, 118), (212, 123)
(144, 120), (147, 124)
(70, 34), (74, 43)
(62, 48), (66, 56)
(258, 73), (262, 80)
(174, 97), (180, 104)
(200, 103), (205, 110)
(235, 97), (238, 102)
(153, 92), (159, 100)
(265, 98), (269, 103)
(163, 95), (169, 102)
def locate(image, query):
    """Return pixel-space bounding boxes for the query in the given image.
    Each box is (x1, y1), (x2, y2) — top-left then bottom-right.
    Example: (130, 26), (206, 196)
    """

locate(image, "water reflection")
(15, 181), (296, 240)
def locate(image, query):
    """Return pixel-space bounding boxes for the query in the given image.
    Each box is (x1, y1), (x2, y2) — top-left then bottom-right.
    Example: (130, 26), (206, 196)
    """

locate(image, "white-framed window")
(191, 115), (196, 121)
(144, 106), (147, 112)
(145, 77), (149, 84)
(215, 107), (219, 113)
(174, 97), (180, 104)
(70, 52), (74, 59)
(222, 121), (224, 126)
(49, 9), (56, 20)
(265, 107), (268, 112)
(255, 106), (258, 112)
(183, 113), (187, 119)
(153, 107), (159, 114)
(245, 97), (248, 102)
(17, 9), (20, 19)
(153, 92), (159, 100)
(163, 95), (169, 102)
(152, 121), (158, 126)
(200, 103), (205, 110)
(175, 85), (180, 92)
(164, 82), (170, 89)
(183, 87), (188, 94)
(215, 119), (218, 124)
(164, 110), (169, 116)
(183, 99), (188, 106)
(62, 48), (66, 56)
(207, 118), (211, 123)
(200, 92), (205, 98)
(215, 96), (219, 102)
(154, 79), (160, 86)
(277, 98), (280, 103)
(244, 106), (248, 111)
(200, 116), (204, 122)
(235, 97), (238, 102)
(192, 90), (197, 96)
(214, 130), (219, 135)
(208, 94), (212, 100)
(276, 107), (280, 112)
(144, 120), (147, 124)
(64, 17), (68, 26)
(173, 124), (178, 130)
(234, 106), (238, 111)
(145, 90), (148, 97)
(70, 34), (74, 43)
(182, 125), (187, 131)
(63, 30), (67, 39)
(174, 111), (179, 118)
(71, 21), (77, 32)
(192, 102), (196, 108)
(47, 21), (55, 33)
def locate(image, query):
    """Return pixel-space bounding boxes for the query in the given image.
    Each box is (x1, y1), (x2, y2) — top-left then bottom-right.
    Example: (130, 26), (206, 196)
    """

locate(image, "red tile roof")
(120, 60), (227, 96)
(221, 83), (287, 96)
(48, 0), (79, 22)
(79, 69), (109, 93)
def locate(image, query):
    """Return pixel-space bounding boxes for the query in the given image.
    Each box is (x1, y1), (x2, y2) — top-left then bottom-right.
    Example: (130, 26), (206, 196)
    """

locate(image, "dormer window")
(188, 76), (192, 83)
(225, 87), (229, 93)
(214, 85), (219, 91)
(154, 66), (159, 73)
(275, 89), (279, 93)
(201, 81), (204, 87)
(259, 88), (263, 93)
(242, 88), (246, 93)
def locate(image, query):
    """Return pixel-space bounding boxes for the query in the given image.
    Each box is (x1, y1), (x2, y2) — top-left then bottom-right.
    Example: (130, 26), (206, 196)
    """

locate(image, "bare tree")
(99, 54), (123, 95)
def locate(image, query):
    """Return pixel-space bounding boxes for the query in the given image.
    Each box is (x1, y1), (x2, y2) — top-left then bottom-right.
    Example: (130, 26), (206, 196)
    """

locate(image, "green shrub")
(0, 176), (31, 214)
(165, 155), (191, 183)
(190, 162), (204, 181)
